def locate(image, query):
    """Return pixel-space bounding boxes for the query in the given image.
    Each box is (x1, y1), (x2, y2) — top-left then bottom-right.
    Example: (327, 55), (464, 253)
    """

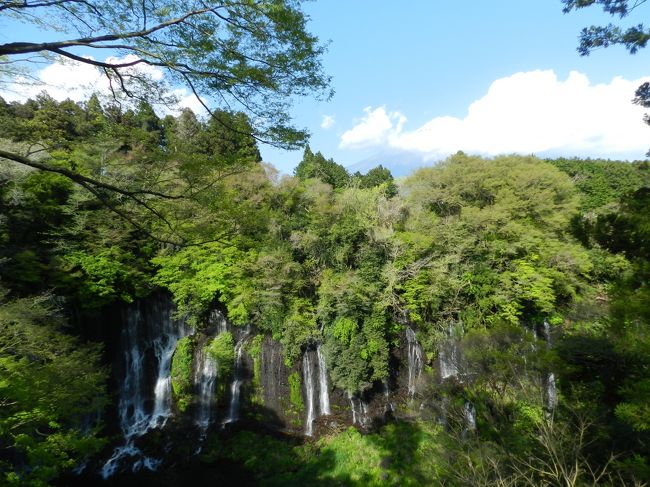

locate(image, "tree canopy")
(0, 0), (331, 245)
(0, 0), (331, 148)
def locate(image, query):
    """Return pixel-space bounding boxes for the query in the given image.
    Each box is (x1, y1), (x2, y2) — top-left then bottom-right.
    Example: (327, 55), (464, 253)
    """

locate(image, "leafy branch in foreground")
(0, 1), (331, 245)
(0, 0), (331, 148)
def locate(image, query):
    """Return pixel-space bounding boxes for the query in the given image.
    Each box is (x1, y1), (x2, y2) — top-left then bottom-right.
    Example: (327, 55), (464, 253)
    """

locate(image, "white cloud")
(340, 105), (406, 149)
(340, 70), (650, 160)
(171, 88), (209, 116)
(0, 55), (206, 115)
(320, 114), (335, 129)
(0, 57), (107, 102)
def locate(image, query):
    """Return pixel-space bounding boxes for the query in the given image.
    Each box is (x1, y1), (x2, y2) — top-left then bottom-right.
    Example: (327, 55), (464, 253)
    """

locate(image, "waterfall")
(102, 296), (187, 478)
(194, 345), (218, 433)
(383, 380), (395, 414)
(540, 319), (558, 410)
(542, 319), (552, 345)
(303, 352), (316, 436)
(223, 328), (249, 425)
(546, 372), (558, 409)
(150, 332), (179, 427)
(464, 402), (477, 432)
(349, 393), (358, 425)
(439, 343), (459, 379)
(211, 309), (229, 335)
(301, 345), (331, 436)
(440, 324), (461, 380)
(316, 344), (331, 416)
(405, 327), (424, 395)
(348, 393), (370, 428)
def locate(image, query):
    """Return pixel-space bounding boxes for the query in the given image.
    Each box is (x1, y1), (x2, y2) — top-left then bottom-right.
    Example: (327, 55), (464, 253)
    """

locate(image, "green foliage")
(62, 248), (147, 307)
(0, 291), (107, 485)
(548, 157), (650, 211)
(331, 317), (357, 345)
(461, 321), (544, 403)
(616, 379), (650, 431)
(248, 334), (264, 360)
(152, 243), (249, 325)
(353, 165), (399, 197)
(294, 146), (350, 189)
(280, 299), (317, 367)
(207, 332), (235, 379)
(3, 82), (650, 485)
(399, 153), (590, 339)
(563, 0), (650, 55)
(171, 336), (194, 413)
(288, 371), (304, 413)
(202, 421), (444, 486)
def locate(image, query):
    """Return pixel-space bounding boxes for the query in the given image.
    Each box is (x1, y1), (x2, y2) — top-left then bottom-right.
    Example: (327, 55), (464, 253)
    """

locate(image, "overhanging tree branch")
(0, 7), (218, 56)
(0, 0), (331, 150)
(0, 148), (183, 200)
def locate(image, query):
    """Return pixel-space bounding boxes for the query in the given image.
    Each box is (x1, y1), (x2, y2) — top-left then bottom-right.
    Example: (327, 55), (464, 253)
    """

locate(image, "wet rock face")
(258, 335), (293, 427)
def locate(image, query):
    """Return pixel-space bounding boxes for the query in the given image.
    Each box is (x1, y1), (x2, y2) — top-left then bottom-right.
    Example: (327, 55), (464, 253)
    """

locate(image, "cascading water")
(405, 327), (424, 395)
(349, 395), (356, 424)
(316, 344), (331, 416)
(301, 346), (331, 435)
(439, 324), (460, 380)
(102, 296), (188, 478)
(439, 343), (459, 379)
(542, 319), (552, 345)
(540, 319), (558, 410)
(463, 401), (477, 432)
(546, 373), (558, 409)
(194, 345), (218, 433)
(223, 328), (249, 425)
(303, 352), (316, 436)
(348, 393), (370, 428)
(383, 380), (395, 417)
(211, 308), (229, 335)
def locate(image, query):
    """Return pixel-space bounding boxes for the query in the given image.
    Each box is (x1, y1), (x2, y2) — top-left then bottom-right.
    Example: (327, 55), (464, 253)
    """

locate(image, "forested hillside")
(1, 93), (649, 486)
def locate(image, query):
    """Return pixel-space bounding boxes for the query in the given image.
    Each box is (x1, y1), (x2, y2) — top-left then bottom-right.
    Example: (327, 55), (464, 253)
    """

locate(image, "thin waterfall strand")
(194, 346), (218, 432)
(406, 327), (424, 395)
(223, 329), (249, 425)
(316, 344), (331, 416)
(303, 352), (316, 436)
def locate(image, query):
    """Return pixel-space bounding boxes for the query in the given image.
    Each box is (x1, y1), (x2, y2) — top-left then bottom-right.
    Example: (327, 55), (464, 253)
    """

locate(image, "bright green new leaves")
(399, 153), (588, 335)
(171, 336), (195, 412)
(63, 248), (149, 306)
(207, 332), (235, 379)
(152, 243), (249, 325)
(288, 371), (304, 413)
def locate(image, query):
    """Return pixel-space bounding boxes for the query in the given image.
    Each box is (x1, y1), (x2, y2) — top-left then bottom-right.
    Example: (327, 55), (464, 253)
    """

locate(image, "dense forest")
(1, 92), (649, 486)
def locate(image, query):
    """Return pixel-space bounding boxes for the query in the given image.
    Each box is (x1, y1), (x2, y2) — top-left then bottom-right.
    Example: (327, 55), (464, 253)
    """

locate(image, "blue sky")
(262, 0), (650, 174)
(2, 1), (649, 176)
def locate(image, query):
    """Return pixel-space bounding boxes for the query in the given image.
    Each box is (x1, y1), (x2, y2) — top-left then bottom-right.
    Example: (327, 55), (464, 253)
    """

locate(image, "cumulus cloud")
(0, 55), (207, 115)
(0, 57), (107, 102)
(340, 70), (650, 160)
(320, 114), (335, 129)
(341, 105), (407, 149)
